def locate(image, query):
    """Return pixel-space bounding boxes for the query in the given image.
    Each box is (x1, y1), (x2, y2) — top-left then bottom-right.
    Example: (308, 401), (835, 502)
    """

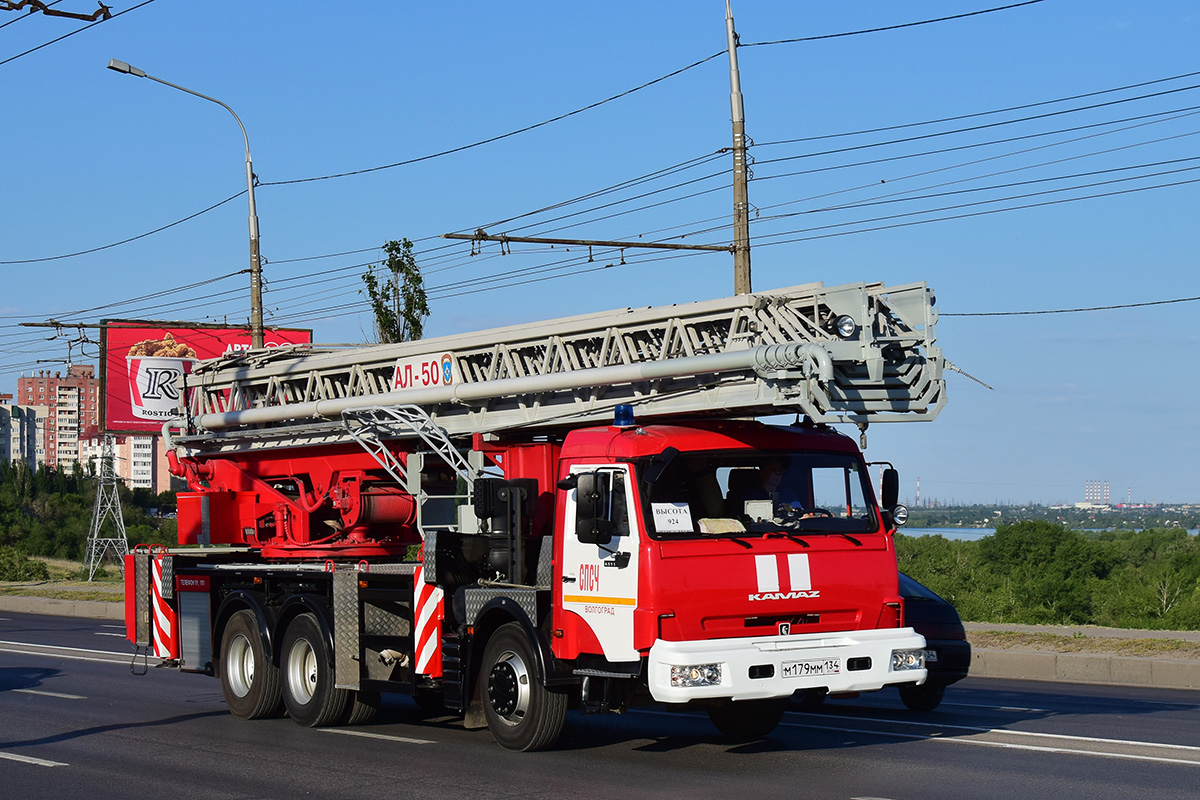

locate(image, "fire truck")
(124, 280), (945, 751)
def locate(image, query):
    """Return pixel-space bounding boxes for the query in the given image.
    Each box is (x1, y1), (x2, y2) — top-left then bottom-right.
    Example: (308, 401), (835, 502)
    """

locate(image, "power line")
(0, 191), (245, 265)
(741, 1), (1045, 48)
(944, 296), (1200, 317)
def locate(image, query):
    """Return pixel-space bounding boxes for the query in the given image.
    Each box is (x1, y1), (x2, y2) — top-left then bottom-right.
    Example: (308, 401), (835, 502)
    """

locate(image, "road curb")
(970, 648), (1200, 690)
(0, 596), (124, 621)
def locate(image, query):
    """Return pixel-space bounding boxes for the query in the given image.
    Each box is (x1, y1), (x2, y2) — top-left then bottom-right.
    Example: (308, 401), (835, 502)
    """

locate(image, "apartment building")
(0, 394), (49, 469)
(80, 434), (175, 493)
(17, 365), (100, 472)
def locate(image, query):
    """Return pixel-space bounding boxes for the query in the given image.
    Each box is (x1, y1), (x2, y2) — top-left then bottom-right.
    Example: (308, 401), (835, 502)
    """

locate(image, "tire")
(899, 683), (945, 712)
(480, 623), (567, 752)
(344, 690), (381, 726)
(792, 688), (827, 712)
(280, 613), (353, 727)
(707, 698), (788, 740)
(219, 609), (283, 719)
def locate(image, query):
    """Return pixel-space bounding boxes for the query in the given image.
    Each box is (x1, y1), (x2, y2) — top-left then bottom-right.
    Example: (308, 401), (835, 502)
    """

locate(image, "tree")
(361, 239), (429, 343)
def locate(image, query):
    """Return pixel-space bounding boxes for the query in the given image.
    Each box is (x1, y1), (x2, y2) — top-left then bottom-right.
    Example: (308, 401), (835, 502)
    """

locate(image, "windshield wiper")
(710, 533), (753, 549)
(763, 531), (809, 547)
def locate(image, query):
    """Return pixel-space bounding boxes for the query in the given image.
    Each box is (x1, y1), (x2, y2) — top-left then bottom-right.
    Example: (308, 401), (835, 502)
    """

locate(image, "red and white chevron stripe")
(413, 571), (444, 677)
(151, 555), (178, 659)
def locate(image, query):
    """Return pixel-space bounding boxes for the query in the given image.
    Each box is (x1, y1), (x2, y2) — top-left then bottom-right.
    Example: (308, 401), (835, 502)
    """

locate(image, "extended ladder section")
(175, 280), (944, 451)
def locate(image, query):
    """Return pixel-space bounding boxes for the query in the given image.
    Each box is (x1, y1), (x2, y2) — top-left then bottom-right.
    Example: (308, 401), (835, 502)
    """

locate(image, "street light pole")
(107, 59), (265, 348)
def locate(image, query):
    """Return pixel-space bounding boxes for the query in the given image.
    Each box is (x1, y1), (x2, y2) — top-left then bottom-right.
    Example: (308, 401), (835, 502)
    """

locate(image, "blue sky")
(2, 1), (1197, 505)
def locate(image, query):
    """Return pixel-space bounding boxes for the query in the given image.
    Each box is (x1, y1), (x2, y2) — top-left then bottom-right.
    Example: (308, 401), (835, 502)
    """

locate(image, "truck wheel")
(792, 688), (827, 711)
(344, 690), (381, 726)
(707, 698), (788, 740)
(899, 683), (945, 712)
(281, 613), (352, 727)
(219, 609), (283, 719)
(480, 623), (567, 752)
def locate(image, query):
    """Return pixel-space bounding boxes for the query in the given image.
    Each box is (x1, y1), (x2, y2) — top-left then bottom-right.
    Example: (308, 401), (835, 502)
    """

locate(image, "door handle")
(562, 575), (576, 583)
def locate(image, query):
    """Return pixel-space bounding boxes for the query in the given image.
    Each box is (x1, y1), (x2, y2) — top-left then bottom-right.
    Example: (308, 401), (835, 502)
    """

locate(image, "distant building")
(1084, 480), (1111, 505)
(17, 365), (100, 472)
(0, 393), (49, 469)
(80, 434), (174, 493)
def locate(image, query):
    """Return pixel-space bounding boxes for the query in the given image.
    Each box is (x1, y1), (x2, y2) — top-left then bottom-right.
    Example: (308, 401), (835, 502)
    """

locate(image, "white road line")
(943, 702), (1050, 713)
(0, 641), (143, 666)
(13, 688), (86, 700)
(101, 624), (124, 629)
(320, 728), (435, 745)
(0, 751), (68, 767)
(792, 711), (1200, 753)
(787, 721), (1200, 767)
(94, 632), (126, 637)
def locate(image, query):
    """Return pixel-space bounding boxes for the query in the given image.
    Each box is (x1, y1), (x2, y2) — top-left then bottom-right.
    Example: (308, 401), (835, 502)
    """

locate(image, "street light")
(107, 58), (265, 348)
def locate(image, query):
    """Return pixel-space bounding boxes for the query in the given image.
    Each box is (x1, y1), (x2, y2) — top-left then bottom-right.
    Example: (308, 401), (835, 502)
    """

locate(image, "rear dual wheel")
(219, 610), (283, 719)
(281, 613), (354, 727)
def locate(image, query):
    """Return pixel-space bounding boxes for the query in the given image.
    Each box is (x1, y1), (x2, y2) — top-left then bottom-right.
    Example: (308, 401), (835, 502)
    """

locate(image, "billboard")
(101, 321), (312, 434)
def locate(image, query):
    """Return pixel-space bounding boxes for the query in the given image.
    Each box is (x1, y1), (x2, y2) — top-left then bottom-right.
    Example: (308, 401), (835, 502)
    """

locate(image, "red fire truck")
(125, 280), (945, 751)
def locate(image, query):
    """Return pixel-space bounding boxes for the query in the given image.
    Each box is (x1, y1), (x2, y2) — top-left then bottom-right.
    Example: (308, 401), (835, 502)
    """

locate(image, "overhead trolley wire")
(0, 0), (159, 68)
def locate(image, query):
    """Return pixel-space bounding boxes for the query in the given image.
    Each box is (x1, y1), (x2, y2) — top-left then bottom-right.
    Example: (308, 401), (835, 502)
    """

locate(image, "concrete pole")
(726, 1), (752, 295)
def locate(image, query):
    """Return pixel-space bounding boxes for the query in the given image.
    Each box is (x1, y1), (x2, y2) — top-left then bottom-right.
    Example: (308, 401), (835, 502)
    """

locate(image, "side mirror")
(574, 472), (614, 545)
(881, 468), (899, 511)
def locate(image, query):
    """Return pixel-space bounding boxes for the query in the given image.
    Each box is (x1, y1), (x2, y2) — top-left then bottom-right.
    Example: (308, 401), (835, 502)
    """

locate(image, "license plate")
(782, 658), (841, 678)
(925, 649), (939, 663)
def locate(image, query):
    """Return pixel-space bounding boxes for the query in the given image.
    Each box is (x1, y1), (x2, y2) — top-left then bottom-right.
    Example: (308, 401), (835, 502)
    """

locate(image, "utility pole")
(727, 1), (752, 295)
(85, 434), (129, 581)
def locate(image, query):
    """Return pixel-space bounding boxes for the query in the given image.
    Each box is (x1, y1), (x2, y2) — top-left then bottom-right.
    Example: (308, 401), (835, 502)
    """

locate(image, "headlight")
(671, 663), (723, 687)
(891, 649), (925, 671)
(835, 315), (857, 339)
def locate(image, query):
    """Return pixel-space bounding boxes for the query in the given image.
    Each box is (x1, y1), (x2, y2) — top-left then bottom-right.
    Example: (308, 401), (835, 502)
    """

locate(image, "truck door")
(561, 465), (640, 662)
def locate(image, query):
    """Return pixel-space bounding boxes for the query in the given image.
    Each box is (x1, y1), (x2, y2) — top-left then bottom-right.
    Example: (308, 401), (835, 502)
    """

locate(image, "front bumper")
(648, 627), (927, 704)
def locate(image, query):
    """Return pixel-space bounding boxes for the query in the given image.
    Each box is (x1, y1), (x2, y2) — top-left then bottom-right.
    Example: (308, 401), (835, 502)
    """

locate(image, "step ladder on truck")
(125, 279), (945, 751)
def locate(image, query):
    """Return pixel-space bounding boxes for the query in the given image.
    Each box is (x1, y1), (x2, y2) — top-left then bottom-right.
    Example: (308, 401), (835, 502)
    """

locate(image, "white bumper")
(647, 627), (927, 704)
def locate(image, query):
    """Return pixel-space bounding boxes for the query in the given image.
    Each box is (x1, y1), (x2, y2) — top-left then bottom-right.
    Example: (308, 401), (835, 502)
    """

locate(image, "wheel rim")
(487, 649), (530, 726)
(226, 633), (255, 698)
(286, 637), (318, 703)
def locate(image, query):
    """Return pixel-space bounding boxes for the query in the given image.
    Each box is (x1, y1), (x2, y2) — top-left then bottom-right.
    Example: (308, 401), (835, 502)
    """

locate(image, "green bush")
(0, 546), (51, 581)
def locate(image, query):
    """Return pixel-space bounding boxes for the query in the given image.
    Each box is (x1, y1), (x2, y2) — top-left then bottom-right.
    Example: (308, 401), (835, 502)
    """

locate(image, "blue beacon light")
(613, 404), (636, 428)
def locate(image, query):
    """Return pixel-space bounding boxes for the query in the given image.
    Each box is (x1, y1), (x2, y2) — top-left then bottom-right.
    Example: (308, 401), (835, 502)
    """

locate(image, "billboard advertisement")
(101, 321), (312, 434)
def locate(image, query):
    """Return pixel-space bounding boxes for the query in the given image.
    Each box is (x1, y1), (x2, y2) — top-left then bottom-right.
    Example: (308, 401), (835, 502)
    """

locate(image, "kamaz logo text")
(750, 589), (821, 601)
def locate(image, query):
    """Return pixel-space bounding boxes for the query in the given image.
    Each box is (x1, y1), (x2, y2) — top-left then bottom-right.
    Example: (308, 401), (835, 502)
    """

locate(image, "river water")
(903, 526), (1198, 540)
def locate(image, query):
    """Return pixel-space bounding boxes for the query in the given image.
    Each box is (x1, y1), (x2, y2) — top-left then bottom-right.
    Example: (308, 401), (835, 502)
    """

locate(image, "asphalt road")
(2, 612), (1199, 800)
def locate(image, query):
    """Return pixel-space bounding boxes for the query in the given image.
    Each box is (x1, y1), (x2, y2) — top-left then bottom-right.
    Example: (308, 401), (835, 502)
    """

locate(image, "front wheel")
(219, 609), (283, 719)
(280, 613), (352, 727)
(899, 683), (945, 712)
(707, 698), (788, 740)
(480, 623), (567, 752)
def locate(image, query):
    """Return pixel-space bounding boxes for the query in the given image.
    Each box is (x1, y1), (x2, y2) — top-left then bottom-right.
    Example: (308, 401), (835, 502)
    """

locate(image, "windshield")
(637, 450), (879, 538)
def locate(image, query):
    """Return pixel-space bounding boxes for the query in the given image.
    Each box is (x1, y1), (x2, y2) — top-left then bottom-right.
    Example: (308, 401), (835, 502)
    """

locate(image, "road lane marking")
(13, 689), (85, 700)
(793, 711), (1200, 753)
(785, 721), (1200, 767)
(0, 751), (68, 767)
(321, 728), (435, 745)
(94, 632), (126, 637)
(0, 640), (148, 666)
(942, 702), (1050, 713)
